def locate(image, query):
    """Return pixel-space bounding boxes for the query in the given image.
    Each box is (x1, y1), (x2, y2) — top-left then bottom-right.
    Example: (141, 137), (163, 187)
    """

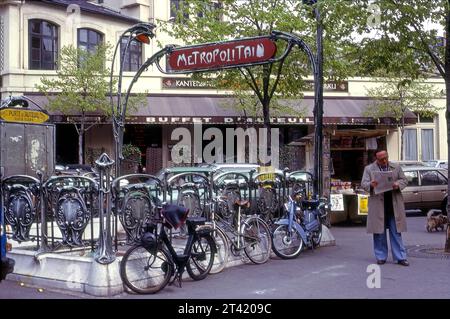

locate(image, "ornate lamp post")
(109, 23), (155, 178)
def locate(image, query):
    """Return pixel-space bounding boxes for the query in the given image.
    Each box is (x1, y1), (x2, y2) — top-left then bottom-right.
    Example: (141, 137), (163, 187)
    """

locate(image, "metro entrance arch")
(112, 29), (324, 198)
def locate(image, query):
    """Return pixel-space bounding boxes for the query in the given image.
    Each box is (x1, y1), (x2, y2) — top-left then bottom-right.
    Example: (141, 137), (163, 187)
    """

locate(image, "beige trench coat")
(361, 161), (408, 234)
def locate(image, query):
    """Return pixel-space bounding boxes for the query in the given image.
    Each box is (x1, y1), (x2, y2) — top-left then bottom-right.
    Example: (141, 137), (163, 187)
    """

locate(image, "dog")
(426, 211), (448, 232)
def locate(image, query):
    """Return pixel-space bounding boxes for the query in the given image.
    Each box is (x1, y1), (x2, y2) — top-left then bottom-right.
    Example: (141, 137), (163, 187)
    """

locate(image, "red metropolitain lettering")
(167, 37), (277, 72)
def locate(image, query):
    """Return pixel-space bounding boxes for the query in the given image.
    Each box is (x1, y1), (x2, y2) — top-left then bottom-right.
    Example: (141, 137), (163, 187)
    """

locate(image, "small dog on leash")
(426, 211), (448, 232)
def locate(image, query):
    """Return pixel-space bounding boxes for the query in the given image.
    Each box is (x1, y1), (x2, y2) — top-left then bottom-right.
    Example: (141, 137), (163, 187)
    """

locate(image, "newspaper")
(330, 194), (344, 211)
(372, 171), (394, 195)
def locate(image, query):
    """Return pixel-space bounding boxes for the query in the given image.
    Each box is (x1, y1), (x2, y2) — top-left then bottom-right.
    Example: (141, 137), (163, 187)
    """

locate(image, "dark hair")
(375, 148), (387, 155)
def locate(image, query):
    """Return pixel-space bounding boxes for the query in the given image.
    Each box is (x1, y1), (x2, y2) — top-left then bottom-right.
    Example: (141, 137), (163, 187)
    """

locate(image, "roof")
(40, 0), (141, 23)
(402, 166), (448, 172)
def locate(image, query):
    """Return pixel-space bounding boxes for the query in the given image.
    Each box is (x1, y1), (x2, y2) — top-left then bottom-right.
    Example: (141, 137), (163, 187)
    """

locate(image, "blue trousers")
(373, 214), (407, 262)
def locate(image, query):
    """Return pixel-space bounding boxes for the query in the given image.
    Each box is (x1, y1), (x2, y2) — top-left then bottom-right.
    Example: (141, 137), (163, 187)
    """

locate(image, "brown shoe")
(377, 259), (386, 265)
(397, 260), (409, 266)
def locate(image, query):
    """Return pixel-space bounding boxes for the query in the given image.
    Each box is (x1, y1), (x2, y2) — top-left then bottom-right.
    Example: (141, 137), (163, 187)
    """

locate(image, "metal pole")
(37, 171), (49, 252)
(313, 5), (324, 198)
(94, 153), (115, 264)
(109, 23), (155, 179)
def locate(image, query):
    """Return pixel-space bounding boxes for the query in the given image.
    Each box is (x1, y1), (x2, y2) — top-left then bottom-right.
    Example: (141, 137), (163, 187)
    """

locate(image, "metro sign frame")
(166, 36), (278, 73)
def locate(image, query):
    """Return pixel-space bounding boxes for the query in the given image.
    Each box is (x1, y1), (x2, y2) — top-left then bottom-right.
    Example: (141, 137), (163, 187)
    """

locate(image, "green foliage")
(122, 143), (142, 165)
(365, 78), (444, 121)
(36, 43), (145, 117)
(158, 0), (359, 122)
(353, 0), (446, 78)
(36, 43), (146, 163)
(36, 44), (113, 115)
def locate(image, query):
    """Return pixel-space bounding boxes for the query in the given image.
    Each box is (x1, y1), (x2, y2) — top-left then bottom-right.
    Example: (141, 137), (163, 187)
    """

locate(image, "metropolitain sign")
(167, 36), (277, 72)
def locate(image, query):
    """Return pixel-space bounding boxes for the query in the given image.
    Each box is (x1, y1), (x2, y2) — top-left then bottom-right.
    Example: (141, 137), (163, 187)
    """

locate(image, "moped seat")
(301, 199), (320, 210)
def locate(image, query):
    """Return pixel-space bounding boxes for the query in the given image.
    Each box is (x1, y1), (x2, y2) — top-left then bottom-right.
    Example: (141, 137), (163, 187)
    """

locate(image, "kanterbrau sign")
(167, 36), (277, 72)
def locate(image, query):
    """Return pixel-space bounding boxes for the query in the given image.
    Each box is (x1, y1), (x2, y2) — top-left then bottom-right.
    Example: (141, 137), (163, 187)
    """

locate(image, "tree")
(353, 0), (450, 250)
(365, 78), (443, 160)
(36, 44), (112, 164)
(159, 0), (359, 161)
(36, 44), (144, 164)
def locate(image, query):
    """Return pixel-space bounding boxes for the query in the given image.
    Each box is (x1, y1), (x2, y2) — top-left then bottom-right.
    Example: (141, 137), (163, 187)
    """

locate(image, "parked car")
(391, 160), (427, 167)
(155, 166), (219, 183)
(55, 164), (98, 177)
(402, 166), (448, 214)
(423, 159), (448, 170)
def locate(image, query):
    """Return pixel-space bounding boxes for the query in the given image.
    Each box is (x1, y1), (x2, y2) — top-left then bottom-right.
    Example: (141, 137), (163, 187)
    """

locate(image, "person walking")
(361, 150), (410, 266)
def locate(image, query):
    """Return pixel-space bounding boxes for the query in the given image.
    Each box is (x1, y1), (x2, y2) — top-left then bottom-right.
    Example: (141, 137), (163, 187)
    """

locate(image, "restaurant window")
(29, 19), (58, 70)
(78, 28), (103, 54)
(120, 36), (142, 72)
(197, 1), (222, 20)
(170, 0), (189, 21)
(421, 129), (434, 161)
(403, 129), (418, 160)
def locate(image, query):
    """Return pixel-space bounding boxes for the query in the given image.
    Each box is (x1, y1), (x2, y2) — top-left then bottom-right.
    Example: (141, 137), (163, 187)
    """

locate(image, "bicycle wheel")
(242, 216), (271, 264)
(209, 226), (229, 274)
(311, 223), (322, 248)
(120, 245), (172, 294)
(272, 224), (304, 259)
(186, 234), (215, 280)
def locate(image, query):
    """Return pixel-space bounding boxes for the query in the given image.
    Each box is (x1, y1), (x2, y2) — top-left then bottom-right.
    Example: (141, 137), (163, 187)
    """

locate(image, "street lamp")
(303, 0), (324, 198)
(109, 22), (155, 177)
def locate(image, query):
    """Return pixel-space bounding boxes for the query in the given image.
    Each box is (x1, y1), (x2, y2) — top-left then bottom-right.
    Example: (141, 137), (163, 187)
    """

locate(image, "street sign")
(0, 108), (49, 124)
(167, 36), (277, 72)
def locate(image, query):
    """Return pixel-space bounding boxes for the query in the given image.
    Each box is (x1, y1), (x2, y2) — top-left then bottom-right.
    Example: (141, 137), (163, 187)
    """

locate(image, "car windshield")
(438, 162), (448, 169)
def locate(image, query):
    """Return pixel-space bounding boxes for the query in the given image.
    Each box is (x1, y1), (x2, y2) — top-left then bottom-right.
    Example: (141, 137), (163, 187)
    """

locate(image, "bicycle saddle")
(234, 199), (250, 208)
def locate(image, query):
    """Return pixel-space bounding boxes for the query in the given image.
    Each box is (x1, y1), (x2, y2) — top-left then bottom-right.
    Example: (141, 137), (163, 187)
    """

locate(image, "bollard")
(94, 153), (115, 264)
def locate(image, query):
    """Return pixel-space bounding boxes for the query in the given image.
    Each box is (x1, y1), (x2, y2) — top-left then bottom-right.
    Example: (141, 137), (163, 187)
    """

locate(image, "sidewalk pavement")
(1, 215), (449, 299)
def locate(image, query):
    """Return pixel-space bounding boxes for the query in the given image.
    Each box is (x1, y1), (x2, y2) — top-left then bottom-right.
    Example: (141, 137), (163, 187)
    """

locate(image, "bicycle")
(252, 171), (286, 228)
(212, 172), (272, 264)
(119, 204), (216, 294)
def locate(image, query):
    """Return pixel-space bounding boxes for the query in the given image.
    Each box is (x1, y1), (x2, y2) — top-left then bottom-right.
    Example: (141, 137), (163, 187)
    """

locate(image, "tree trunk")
(262, 98), (272, 166)
(78, 122), (84, 165)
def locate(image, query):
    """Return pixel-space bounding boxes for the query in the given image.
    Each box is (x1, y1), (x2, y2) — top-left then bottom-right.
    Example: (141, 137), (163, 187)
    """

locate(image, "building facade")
(0, 0), (447, 185)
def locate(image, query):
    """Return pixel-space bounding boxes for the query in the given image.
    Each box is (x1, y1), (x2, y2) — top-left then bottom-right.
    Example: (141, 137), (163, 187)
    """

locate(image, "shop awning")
(127, 96), (416, 125)
(25, 94), (417, 126)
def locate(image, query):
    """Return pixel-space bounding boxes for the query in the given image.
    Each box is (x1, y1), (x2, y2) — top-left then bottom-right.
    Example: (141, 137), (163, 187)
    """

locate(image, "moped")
(271, 183), (329, 259)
